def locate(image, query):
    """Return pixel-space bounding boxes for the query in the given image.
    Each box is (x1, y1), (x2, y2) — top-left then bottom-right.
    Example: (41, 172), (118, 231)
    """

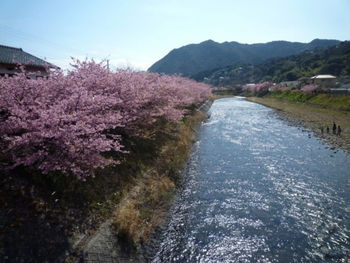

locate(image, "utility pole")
(107, 59), (110, 72)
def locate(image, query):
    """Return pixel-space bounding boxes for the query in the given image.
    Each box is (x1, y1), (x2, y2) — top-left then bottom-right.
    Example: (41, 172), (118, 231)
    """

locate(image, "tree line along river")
(153, 97), (350, 263)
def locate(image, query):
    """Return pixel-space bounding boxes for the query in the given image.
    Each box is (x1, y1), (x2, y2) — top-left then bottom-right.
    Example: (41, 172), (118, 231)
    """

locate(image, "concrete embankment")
(247, 97), (350, 152)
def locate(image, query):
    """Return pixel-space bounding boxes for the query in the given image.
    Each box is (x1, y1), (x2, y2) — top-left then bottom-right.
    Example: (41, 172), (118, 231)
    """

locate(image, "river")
(153, 97), (350, 263)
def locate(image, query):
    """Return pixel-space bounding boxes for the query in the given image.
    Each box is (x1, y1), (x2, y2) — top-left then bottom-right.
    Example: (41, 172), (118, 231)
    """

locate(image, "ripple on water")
(153, 98), (350, 263)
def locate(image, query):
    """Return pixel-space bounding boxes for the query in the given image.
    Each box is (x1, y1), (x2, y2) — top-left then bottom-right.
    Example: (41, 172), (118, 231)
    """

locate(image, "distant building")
(330, 76), (350, 94)
(298, 77), (311, 85)
(0, 44), (56, 78)
(279, 81), (300, 89)
(269, 85), (291, 92)
(310, 74), (336, 89)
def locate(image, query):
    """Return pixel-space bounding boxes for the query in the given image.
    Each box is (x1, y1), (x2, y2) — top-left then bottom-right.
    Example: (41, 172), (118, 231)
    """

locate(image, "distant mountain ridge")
(194, 41), (350, 86)
(148, 39), (340, 77)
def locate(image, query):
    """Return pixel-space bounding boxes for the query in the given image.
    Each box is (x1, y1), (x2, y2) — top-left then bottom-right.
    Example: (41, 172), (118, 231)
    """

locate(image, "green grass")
(308, 94), (350, 111)
(267, 91), (350, 111)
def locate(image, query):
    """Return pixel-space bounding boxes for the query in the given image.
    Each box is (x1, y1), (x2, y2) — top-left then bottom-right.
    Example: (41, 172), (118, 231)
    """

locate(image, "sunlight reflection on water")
(153, 97), (350, 263)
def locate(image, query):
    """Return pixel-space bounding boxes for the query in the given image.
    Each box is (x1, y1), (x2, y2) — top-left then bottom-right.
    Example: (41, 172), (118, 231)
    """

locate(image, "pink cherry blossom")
(243, 82), (273, 93)
(0, 59), (211, 180)
(300, 84), (319, 93)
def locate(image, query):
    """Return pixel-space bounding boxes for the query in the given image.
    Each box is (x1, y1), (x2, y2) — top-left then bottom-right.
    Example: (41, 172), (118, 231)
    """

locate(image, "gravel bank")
(247, 97), (350, 153)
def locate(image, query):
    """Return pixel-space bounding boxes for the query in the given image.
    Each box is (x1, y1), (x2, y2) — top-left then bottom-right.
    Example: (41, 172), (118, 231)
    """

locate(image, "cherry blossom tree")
(300, 84), (319, 93)
(243, 82), (273, 95)
(0, 59), (211, 180)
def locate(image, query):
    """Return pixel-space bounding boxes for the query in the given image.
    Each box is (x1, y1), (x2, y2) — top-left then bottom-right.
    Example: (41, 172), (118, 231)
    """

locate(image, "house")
(330, 75), (350, 94)
(0, 44), (55, 78)
(298, 77), (311, 85)
(279, 80), (301, 89)
(310, 74), (336, 89)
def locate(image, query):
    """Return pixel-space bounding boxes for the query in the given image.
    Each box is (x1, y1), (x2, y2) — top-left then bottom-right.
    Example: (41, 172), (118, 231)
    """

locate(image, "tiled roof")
(0, 44), (54, 67)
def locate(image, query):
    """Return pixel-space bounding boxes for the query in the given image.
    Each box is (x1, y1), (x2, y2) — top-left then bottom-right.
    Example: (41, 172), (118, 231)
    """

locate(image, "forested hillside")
(193, 41), (350, 86)
(148, 39), (340, 77)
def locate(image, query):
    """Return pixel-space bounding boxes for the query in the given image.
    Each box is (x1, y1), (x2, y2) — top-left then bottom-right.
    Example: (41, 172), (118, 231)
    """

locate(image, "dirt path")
(247, 97), (350, 152)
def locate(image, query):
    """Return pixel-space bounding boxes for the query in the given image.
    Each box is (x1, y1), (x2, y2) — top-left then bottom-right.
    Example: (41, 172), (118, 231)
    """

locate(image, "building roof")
(311, 74), (336, 79)
(0, 44), (54, 68)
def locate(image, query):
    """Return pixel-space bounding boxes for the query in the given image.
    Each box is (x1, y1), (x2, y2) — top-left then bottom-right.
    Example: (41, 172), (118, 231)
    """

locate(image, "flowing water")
(153, 97), (350, 263)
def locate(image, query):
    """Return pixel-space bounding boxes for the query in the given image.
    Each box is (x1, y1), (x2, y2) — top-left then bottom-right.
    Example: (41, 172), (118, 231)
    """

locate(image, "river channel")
(153, 97), (350, 263)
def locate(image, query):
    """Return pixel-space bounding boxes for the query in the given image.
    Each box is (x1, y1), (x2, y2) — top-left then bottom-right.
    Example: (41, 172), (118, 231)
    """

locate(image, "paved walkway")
(83, 220), (142, 263)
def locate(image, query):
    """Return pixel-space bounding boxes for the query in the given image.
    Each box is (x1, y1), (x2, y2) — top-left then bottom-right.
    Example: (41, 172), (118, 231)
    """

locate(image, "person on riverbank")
(337, 125), (342, 136)
(320, 127), (324, 134)
(326, 126), (330, 134)
(333, 122), (337, 134)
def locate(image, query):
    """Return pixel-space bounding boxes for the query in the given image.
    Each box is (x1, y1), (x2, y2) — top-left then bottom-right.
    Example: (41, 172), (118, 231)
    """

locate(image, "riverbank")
(81, 107), (211, 262)
(0, 100), (212, 263)
(247, 97), (350, 152)
(113, 103), (211, 242)
(267, 92), (350, 111)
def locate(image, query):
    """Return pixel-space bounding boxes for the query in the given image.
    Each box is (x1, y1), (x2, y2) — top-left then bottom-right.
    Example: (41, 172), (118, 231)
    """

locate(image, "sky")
(1, 0), (349, 71)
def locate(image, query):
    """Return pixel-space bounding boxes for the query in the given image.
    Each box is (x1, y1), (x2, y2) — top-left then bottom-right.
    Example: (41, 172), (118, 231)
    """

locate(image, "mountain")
(148, 39), (340, 77)
(194, 41), (350, 86)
